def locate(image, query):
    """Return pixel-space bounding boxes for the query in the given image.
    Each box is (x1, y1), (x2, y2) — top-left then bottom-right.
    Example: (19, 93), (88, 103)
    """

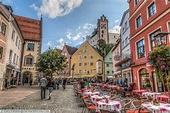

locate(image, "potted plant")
(145, 79), (151, 91)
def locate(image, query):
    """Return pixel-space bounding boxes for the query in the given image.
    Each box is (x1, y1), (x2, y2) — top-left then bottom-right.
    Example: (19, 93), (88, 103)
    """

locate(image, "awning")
(115, 58), (131, 66)
(113, 71), (121, 75)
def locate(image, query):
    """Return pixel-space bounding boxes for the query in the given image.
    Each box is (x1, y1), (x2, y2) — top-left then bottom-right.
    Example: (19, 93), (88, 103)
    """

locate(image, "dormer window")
(135, 0), (140, 5)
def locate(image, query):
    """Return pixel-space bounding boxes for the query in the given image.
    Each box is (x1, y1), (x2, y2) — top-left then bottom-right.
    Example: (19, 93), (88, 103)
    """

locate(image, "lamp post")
(154, 32), (170, 46)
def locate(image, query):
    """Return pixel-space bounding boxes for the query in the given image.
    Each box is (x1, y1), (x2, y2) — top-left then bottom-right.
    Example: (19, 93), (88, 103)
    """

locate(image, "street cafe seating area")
(74, 83), (170, 113)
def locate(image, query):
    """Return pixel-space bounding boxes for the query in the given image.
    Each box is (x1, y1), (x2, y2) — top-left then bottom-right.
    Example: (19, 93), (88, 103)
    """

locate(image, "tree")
(96, 39), (114, 57)
(36, 49), (66, 78)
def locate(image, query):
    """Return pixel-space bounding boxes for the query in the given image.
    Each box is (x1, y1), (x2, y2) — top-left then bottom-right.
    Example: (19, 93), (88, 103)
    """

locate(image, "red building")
(128, 0), (170, 91)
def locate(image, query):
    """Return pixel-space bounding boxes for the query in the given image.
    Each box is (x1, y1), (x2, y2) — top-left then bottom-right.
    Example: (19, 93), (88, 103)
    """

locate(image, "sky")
(1, 0), (128, 52)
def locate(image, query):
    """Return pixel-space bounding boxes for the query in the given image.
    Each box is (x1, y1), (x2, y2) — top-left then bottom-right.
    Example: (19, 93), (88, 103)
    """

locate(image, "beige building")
(71, 41), (104, 80)
(14, 15), (42, 84)
(0, 3), (24, 90)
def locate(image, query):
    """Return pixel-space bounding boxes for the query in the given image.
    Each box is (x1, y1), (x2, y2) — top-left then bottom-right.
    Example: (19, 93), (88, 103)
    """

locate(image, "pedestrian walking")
(56, 78), (61, 89)
(40, 75), (47, 99)
(47, 78), (54, 100)
(29, 78), (33, 86)
(62, 78), (67, 90)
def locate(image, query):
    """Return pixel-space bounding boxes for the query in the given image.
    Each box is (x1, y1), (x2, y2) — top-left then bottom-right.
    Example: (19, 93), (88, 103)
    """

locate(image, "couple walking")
(40, 75), (54, 100)
(40, 75), (67, 100)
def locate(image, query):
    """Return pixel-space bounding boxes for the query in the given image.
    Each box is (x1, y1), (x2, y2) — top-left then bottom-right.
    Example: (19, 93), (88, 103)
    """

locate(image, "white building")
(0, 3), (24, 90)
(116, 9), (132, 85)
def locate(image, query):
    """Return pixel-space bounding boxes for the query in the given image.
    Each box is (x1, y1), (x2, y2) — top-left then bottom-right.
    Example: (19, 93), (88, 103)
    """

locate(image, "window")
(84, 49), (87, 53)
(109, 58), (112, 61)
(98, 61), (102, 66)
(107, 64), (109, 67)
(84, 63), (87, 66)
(79, 63), (82, 66)
(125, 21), (127, 30)
(137, 39), (145, 59)
(1, 22), (6, 35)
(136, 16), (142, 28)
(90, 56), (93, 59)
(84, 56), (87, 59)
(18, 40), (20, 49)
(11, 30), (15, 40)
(148, 3), (156, 17)
(90, 62), (93, 66)
(84, 70), (87, 73)
(25, 56), (33, 66)
(79, 70), (82, 74)
(16, 56), (18, 65)
(15, 36), (18, 46)
(13, 53), (16, 64)
(0, 47), (3, 59)
(122, 41), (124, 48)
(125, 37), (128, 45)
(9, 50), (13, 63)
(135, 0), (140, 4)
(78, 56), (82, 60)
(90, 69), (93, 73)
(27, 43), (34, 51)
(107, 71), (109, 74)
(150, 29), (161, 50)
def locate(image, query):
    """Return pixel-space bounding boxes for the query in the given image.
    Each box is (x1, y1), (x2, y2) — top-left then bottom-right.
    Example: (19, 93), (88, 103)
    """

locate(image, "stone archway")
(22, 71), (32, 84)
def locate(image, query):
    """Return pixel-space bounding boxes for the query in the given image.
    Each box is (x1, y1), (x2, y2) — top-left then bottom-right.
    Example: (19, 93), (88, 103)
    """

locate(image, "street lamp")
(154, 32), (170, 47)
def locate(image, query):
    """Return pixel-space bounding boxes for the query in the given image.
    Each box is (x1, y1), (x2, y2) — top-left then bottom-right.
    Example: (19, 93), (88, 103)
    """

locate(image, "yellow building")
(71, 41), (104, 80)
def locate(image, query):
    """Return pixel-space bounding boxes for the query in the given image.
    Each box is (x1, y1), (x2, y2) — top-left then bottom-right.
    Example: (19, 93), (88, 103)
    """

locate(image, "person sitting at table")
(79, 79), (85, 89)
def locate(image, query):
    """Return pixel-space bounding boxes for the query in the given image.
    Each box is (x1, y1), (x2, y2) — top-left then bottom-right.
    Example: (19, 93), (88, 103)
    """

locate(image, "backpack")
(40, 78), (47, 87)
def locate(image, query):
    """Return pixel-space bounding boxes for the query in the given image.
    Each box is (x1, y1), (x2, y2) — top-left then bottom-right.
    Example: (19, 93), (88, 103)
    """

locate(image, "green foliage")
(36, 49), (66, 78)
(96, 39), (114, 57)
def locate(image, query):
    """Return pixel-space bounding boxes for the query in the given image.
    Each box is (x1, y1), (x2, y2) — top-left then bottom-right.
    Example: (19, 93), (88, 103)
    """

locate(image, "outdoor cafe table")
(132, 90), (147, 95)
(90, 95), (110, 104)
(96, 99), (121, 113)
(157, 95), (169, 103)
(142, 92), (161, 99)
(83, 91), (100, 97)
(142, 102), (170, 113)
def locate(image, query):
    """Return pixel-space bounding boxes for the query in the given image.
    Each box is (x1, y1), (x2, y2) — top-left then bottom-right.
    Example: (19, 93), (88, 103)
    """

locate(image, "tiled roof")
(13, 15), (42, 41)
(65, 45), (77, 55)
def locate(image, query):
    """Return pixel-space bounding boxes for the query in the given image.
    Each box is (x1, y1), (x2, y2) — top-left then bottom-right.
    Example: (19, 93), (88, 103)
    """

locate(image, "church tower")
(97, 15), (109, 43)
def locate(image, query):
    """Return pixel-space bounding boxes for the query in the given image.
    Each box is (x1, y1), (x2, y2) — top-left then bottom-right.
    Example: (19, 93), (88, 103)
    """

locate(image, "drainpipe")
(19, 41), (25, 85)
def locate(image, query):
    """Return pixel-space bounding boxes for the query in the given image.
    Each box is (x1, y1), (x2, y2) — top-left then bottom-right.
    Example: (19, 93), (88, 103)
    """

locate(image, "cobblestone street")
(0, 85), (82, 113)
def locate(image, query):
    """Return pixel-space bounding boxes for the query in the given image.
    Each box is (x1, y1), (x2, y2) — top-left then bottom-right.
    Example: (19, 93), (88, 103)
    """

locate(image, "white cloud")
(30, 4), (39, 11)
(1, 0), (12, 4)
(81, 23), (96, 30)
(46, 41), (52, 47)
(66, 23), (96, 41)
(115, 19), (120, 23)
(109, 25), (121, 33)
(55, 45), (63, 50)
(57, 38), (64, 43)
(31, 0), (83, 18)
(66, 31), (72, 39)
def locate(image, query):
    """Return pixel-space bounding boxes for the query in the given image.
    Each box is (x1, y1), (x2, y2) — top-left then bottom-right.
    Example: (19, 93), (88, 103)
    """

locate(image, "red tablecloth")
(157, 95), (169, 103)
(132, 90), (147, 95)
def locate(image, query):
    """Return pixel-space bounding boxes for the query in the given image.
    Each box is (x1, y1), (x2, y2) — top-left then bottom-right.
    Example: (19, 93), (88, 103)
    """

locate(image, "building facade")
(112, 39), (121, 79)
(115, 9), (133, 85)
(14, 15), (42, 84)
(0, 3), (24, 90)
(86, 15), (119, 47)
(71, 41), (104, 80)
(128, 0), (170, 91)
(104, 48), (114, 79)
(58, 44), (77, 77)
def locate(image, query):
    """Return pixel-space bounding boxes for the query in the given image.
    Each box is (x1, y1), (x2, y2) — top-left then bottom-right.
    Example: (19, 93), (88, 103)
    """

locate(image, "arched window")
(139, 68), (149, 89)
(25, 55), (34, 66)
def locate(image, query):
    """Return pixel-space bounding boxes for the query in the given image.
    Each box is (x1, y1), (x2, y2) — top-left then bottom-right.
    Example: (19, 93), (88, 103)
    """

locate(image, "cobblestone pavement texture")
(0, 85), (82, 113)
